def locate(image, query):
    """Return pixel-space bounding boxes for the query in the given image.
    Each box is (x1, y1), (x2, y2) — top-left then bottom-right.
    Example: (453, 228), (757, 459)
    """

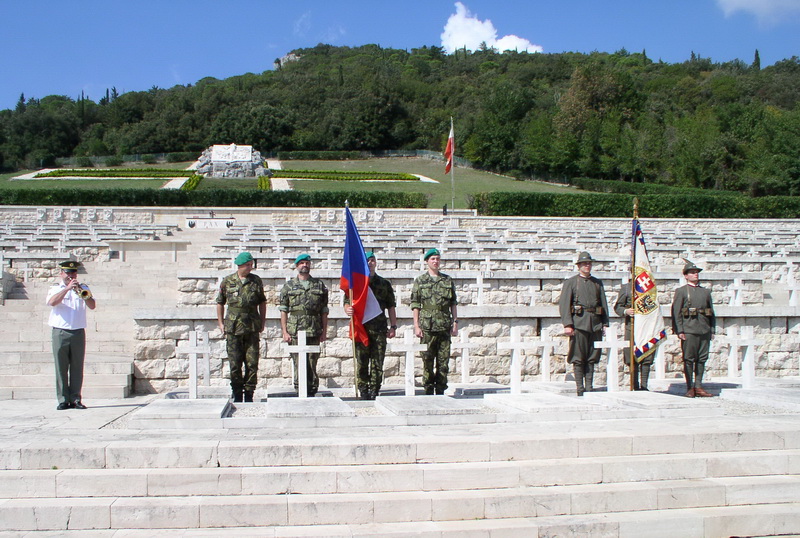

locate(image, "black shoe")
(244, 392), (254, 403)
(232, 392), (243, 403)
(72, 401), (87, 410)
(57, 402), (71, 410)
(424, 387), (435, 395)
(435, 388), (446, 395)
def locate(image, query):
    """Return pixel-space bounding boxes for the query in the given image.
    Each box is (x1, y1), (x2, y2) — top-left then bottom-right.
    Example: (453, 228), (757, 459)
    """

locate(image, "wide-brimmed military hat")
(682, 260), (703, 274)
(294, 253), (311, 265)
(575, 251), (595, 264)
(424, 248), (440, 261)
(58, 260), (81, 271)
(365, 251), (375, 260)
(234, 252), (253, 266)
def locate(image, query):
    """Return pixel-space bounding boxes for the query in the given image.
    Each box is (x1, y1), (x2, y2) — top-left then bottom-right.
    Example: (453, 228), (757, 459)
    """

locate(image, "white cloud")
(716, 0), (800, 25)
(440, 2), (543, 54)
(294, 12), (311, 37)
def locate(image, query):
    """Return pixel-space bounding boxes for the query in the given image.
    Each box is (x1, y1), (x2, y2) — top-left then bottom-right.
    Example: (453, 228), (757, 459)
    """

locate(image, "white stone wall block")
(199, 495), (287, 527)
(111, 497), (200, 529)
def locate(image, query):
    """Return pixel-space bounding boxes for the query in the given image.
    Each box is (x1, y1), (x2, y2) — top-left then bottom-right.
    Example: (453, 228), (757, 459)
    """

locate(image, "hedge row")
(573, 177), (741, 197)
(35, 168), (196, 178)
(0, 189), (428, 208)
(166, 152), (199, 163)
(257, 177), (271, 190)
(273, 169), (417, 181)
(469, 192), (800, 219)
(180, 174), (203, 191)
(276, 151), (365, 160)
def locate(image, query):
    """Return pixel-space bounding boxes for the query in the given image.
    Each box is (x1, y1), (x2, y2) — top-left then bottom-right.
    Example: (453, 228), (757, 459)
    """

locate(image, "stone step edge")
(3, 502), (797, 537)
(3, 450), (799, 498)
(0, 476), (798, 531)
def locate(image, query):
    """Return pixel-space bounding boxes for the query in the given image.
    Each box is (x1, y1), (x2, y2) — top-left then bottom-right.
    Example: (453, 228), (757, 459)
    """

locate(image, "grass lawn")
(284, 158), (574, 209)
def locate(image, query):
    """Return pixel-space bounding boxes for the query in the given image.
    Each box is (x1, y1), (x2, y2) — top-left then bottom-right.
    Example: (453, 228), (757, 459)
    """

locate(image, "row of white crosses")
(176, 317), (770, 399)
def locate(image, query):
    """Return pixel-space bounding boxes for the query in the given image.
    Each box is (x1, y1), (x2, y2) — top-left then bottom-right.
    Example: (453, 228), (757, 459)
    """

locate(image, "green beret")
(234, 252), (253, 266)
(365, 251), (375, 260)
(424, 248), (440, 261)
(59, 260), (81, 270)
(294, 253), (311, 265)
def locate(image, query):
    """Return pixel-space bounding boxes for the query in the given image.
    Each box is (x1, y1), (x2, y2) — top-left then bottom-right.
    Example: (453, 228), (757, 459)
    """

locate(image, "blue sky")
(2, 0), (800, 111)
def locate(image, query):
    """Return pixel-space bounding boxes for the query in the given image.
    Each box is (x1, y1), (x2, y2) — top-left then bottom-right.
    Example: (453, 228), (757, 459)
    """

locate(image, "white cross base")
(451, 329), (478, 384)
(284, 330), (320, 399)
(176, 330), (211, 400)
(497, 326), (541, 394)
(594, 323), (629, 392)
(388, 329), (427, 395)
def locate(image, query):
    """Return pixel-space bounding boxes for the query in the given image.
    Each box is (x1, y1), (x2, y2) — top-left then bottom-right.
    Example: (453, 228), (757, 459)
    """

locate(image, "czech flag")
(340, 206), (381, 345)
(444, 120), (455, 174)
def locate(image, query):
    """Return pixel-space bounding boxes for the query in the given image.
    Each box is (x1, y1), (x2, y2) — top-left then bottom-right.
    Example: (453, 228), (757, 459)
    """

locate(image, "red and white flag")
(444, 120), (454, 174)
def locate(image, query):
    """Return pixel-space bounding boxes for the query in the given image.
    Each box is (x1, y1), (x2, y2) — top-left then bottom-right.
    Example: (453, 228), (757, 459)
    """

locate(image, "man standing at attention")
(411, 248), (458, 395)
(216, 252), (266, 403)
(344, 252), (397, 400)
(559, 252), (609, 396)
(280, 253), (329, 397)
(46, 260), (96, 410)
(614, 285), (652, 390)
(671, 260), (716, 398)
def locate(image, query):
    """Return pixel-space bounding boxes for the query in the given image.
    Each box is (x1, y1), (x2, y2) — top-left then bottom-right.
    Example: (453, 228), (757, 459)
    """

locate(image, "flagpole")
(449, 117), (455, 211)
(349, 288), (359, 398)
(630, 198), (639, 391)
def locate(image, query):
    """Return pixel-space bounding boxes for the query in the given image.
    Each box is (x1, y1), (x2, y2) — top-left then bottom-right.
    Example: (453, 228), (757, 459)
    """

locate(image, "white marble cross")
(469, 273), (491, 306)
(451, 329), (478, 384)
(593, 323), (629, 392)
(388, 330), (427, 396)
(497, 326), (540, 394)
(727, 325), (765, 388)
(176, 330), (211, 399)
(728, 278), (745, 307)
(284, 330), (320, 399)
(530, 328), (560, 383)
(786, 269), (800, 307)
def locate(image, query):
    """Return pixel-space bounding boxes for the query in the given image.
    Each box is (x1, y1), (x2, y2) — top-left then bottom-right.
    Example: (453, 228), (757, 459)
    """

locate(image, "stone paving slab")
(266, 397), (355, 418)
(126, 398), (230, 429)
(375, 396), (485, 416)
(585, 390), (720, 409)
(720, 387), (800, 411)
(448, 383), (509, 397)
(484, 392), (609, 413)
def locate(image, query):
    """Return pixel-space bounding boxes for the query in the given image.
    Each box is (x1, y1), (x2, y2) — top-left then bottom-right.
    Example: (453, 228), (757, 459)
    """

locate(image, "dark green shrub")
(75, 156), (94, 168)
(141, 154), (157, 165)
(104, 156), (124, 167)
(180, 174), (203, 191)
(166, 152), (198, 163)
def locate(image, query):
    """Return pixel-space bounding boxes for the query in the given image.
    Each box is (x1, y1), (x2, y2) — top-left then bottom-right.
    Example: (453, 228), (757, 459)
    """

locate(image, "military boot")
(232, 391), (243, 403)
(573, 363), (585, 396)
(244, 391), (254, 403)
(683, 361), (695, 391)
(584, 363), (595, 393)
(638, 364), (651, 391)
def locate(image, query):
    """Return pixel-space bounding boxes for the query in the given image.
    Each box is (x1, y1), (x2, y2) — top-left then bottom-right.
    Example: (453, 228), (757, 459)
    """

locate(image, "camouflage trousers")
(421, 330), (451, 393)
(227, 332), (260, 393)
(355, 327), (387, 395)
(290, 334), (320, 396)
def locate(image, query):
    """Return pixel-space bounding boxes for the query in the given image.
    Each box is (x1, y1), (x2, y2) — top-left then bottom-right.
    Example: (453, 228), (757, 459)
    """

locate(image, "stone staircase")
(0, 403), (798, 535)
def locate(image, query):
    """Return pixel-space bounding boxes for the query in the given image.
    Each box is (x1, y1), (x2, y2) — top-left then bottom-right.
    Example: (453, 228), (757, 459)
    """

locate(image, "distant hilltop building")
(274, 53), (301, 69)
(195, 144), (267, 178)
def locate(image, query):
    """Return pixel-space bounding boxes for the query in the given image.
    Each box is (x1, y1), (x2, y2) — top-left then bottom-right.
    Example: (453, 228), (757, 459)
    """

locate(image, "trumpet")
(72, 282), (92, 300)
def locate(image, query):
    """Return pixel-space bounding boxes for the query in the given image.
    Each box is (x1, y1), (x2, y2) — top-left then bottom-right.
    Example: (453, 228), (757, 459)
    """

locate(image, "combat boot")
(232, 391), (243, 403)
(584, 363), (595, 393)
(244, 391), (254, 403)
(573, 363), (585, 396)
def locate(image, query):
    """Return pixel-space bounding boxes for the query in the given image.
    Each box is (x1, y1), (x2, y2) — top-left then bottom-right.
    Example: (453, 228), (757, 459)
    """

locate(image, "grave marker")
(388, 330), (427, 395)
(176, 330), (211, 399)
(497, 326), (540, 394)
(451, 329), (477, 384)
(593, 323), (629, 392)
(284, 330), (320, 398)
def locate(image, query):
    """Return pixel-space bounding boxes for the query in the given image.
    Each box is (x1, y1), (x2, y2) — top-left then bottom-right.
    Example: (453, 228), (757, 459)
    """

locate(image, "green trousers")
(52, 328), (85, 405)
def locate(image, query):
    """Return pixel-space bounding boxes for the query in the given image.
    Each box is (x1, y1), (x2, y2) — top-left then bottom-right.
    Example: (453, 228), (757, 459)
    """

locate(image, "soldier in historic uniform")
(411, 248), (458, 395)
(614, 286), (652, 390)
(46, 260), (96, 410)
(344, 252), (397, 400)
(216, 252), (266, 403)
(559, 252), (610, 396)
(279, 253), (329, 397)
(671, 260), (716, 398)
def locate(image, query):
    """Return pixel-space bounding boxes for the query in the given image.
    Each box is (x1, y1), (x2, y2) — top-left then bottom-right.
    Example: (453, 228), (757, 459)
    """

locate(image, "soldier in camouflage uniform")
(216, 252), (267, 403)
(344, 252), (397, 400)
(279, 253), (329, 397)
(411, 248), (458, 395)
(671, 260), (716, 398)
(559, 252), (610, 396)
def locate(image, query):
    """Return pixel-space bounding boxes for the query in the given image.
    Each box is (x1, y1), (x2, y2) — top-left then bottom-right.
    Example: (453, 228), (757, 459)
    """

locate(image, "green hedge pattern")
(35, 168), (196, 178)
(469, 192), (800, 219)
(272, 169), (417, 181)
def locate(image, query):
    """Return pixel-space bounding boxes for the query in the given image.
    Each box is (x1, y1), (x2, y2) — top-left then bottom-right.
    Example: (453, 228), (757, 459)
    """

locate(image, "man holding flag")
(344, 252), (397, 400)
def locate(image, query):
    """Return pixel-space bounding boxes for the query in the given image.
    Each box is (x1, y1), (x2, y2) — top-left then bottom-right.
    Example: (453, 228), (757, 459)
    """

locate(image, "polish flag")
(444, 121), (455, 174)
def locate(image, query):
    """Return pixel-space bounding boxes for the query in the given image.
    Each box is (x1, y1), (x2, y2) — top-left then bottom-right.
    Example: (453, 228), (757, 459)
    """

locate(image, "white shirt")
(46, 283), (87, 330)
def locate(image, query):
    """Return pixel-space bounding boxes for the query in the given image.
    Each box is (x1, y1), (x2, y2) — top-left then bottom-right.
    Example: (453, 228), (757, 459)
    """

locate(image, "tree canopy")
(2, 44), (800, 195)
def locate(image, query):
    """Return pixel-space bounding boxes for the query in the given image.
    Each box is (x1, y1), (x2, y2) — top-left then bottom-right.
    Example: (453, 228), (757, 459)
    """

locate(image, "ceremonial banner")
(340, 207), (381, 345)
(632, 220), (668, 361)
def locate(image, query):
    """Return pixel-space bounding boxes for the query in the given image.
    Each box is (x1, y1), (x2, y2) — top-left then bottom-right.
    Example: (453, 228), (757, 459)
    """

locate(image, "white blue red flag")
(631, 220), (668, 362)
(340, 206), (381, 346)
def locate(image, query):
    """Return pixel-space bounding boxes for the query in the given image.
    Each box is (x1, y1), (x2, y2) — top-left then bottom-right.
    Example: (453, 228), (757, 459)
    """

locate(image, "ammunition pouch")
(681, 307), (712, 317)
(571, 305), (603, 315)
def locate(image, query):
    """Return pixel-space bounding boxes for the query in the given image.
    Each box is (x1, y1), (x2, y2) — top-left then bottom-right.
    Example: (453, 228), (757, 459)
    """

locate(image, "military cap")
(234, 252), (254, 266)
(58, 260), (81, 271)
(575, 251), (595, 264)
(365, 251), (375, 260)
(294, 253), (311, 265)
(424, 248), (440, 261)
(682, 260), (703, 274)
